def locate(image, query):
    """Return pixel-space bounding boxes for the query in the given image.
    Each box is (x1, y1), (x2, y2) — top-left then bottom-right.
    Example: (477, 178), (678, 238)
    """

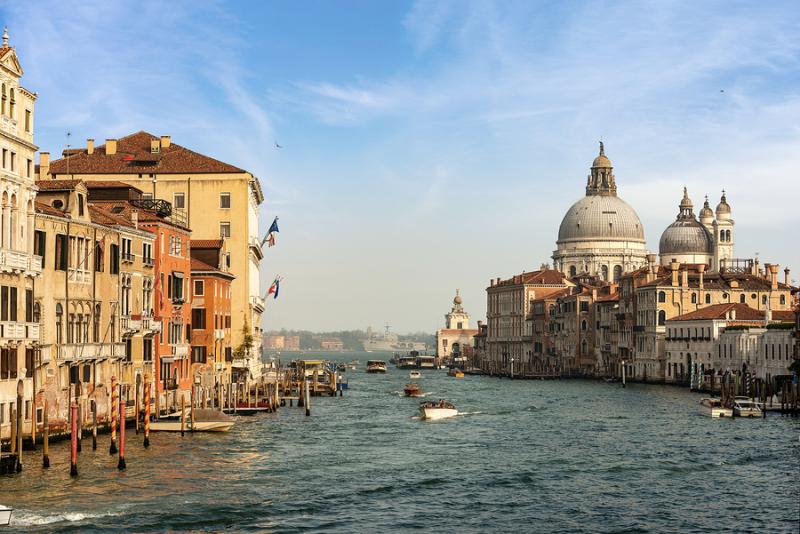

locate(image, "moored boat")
(733, 396), (763, 417)
(366, 360), (387, 373)
(409, 370), (421, 379)
(700, 398), (733, 418)
(150, 409), (235, 432)
(419, 399), (458, 420)
(0, 504), (12, 527)
(447, 368), (464, 378)
(404, 383), (424, 397)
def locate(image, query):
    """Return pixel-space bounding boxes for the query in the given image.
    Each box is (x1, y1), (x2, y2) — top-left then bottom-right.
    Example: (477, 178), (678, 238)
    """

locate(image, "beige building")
(436, 290), (479, 362)
(0, 30), (42, 441)
(40, 132), (265, 375)
(34, 179), (157, 430)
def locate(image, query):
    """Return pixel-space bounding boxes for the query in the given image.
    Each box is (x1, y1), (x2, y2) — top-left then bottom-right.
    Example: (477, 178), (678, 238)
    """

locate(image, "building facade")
(436, 290), (479, 361)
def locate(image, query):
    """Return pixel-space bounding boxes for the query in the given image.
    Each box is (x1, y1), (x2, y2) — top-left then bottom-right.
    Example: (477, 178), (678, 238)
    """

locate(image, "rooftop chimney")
(698, 264), (706, 289)
(784, 267), (790, 287)
(681, 268), (688, 289)
(131, 209), (139, 229)
(87, 139), (94, 155)
(670, 260), (680, 287)
(39, 152), (50, 177)
(769, 263), (779, 290)
(106, 139), (117, 155)
(160, 135), (171, 148)
(150, 139), (160, 153)
(730, 308), (736, 321)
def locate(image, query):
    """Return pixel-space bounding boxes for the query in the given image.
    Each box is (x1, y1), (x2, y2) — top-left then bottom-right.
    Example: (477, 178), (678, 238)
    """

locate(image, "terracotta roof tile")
(36, 179), (83, 191)
(48, 131), (246, 175)
(34, 200), (65, 217)
(668, 303), (765, 322)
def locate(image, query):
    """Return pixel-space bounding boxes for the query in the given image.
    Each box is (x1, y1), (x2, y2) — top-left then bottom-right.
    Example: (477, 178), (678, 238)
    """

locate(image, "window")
(109, 244), (120, 274)
(569, 266), (577, 277)
(78, 193), (84, 216)
(220, 192), (231, 209)
(25, 289), (33, 322)
(55, 234), (68, 270)
(194, 280), (204, 296)
(143, 339), (153, 362)
(26, 158), (32, 178)
(173, 193), (185, 209)
(9, 152), (15, 172)
(0, 347), (18, 379)
(169, 236), (182, 256)
(142, 242), (153, 265)
(169, 272), (185, 303)
(762, 295), (767, 305)
(658, 291), (666, 303)
(1, 286), (17, 321)
(121, 238), (133, 262)
(780, 295), (786, 305)
(191, 346), (207, 364)
(225, 315), (231, 328)
(24, 109), (31, 132)
(220, 222), (231, 238)
(658, 310), (666, 326)
(192, 308), (206, 329)
(691, 293), (697, 304)
(740, 294), (746, 303)
(705, 294), (711, 304)
(94, 241), (104, 272)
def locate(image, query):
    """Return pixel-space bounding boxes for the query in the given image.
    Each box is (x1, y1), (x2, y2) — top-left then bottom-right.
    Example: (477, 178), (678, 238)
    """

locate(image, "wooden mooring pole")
(109, 376), (118, 454)
(144, 378), (151, 448)
(181, 394), (186, 437)
(42, 399), (50, 468)
(118, 384), (126, 470)
(70, 404), (78, 477)
(92, 399), (98, 450)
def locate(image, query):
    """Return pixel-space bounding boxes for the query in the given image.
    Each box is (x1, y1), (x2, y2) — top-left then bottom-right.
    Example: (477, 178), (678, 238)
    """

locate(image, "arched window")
(55, 303), (63, 345)
(780, 294), (786, 305)
(705, 294), (711, 304)
(658, 310), (666, 326)
(0, 83), (5, 115)
(740, 294), (745, 303)
(725, 230), (731, 242)
(762, 295), (767, 305)
(33, 302), (41, 323)
(93, 304), (101, 342)
(720, 229), (725, 241)
(569, 266), (577, 277)
(8, 87), (15, 117)
(691, 293), (697, 304)
(581, 320), (587, 331)
(600, 265), (608, 281)
(658, 291), (666, 303)
(613, 265), (622, 282)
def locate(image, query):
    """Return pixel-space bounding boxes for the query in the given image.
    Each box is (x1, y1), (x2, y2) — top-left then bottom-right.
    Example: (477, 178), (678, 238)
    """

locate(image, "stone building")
(436, 290), (479, 362)
(41, 131), (265, 376)
(33, 179), (156, 431)
(552, 143), (649, 281)
(0, 30), (42, 441)
(664, 303), (795, 385)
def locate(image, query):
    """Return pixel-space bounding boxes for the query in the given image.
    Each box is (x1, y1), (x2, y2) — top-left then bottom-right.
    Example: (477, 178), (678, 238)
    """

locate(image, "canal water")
(2, 352), (798, 533)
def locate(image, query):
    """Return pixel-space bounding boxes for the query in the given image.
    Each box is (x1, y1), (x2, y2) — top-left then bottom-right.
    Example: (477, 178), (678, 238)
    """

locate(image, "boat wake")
(12, 509), (125, 526)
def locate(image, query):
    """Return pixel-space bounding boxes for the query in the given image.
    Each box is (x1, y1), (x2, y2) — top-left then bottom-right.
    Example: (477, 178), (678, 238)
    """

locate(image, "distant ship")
(362, 324), (427, 353)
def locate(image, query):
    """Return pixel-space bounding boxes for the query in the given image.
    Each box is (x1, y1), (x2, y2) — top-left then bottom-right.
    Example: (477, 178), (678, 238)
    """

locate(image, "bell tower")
(712, 190), (734, 271)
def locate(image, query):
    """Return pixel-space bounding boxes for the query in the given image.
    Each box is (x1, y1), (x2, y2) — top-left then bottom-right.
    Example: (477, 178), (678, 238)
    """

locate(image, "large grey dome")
(659, 219), (713, 255)
(557, 195), (645, 243)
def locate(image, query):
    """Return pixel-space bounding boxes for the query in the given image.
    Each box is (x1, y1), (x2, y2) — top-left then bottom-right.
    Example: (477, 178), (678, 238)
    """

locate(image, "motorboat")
(447, 368), (464, 378)
(0, 504), (12, 527)
(404, 383), (424, 397)
(366, 360), (387, 373)
(419, 400), (458, 421)
(396, 355), (418, 369)
(700, 398), (733, 418)
(417, 355), (436, 369)
(409, 370), (421, 379)
(733, 397), (763, 418)
(150, 408), (235, 432)
(337, 363), (347, 372)
(349, 360), (359, 370)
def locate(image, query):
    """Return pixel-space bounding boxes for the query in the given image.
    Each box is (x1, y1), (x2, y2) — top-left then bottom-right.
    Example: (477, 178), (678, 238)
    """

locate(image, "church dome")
(699, 196), (714, 224)
(659, 188), (713, 256)
(715, 191), (731, 220)
(557, 195), (645, 243)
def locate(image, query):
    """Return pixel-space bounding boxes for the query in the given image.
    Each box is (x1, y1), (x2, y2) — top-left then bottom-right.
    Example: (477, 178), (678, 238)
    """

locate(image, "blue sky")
(4, 1), (800, 333)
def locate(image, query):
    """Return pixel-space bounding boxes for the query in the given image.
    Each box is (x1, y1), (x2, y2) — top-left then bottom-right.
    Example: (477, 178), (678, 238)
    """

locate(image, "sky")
(3, 1), (800, 333)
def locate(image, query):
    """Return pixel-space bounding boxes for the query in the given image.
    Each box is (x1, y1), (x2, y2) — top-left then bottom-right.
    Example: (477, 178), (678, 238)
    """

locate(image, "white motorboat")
(733, 397), (763, 418)
(366, 360), (387, 373)
(150, 408), (235, 432)
(409, 370), (421, 379)
(700, 398), (733, 418)
(0, 504), (12, 527)
(419, 400), (458, 421)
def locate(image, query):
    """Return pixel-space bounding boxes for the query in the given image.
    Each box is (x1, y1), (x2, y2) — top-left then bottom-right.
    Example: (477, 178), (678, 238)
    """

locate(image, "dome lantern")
(586, 141), (617, 196)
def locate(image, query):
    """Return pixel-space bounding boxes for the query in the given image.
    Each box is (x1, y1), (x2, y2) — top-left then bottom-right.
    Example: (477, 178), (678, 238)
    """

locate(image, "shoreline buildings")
(476, 144), (798, 384)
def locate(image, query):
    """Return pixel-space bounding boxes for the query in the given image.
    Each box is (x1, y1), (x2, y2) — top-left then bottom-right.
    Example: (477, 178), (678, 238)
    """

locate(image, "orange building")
(189, 246), (234, 387)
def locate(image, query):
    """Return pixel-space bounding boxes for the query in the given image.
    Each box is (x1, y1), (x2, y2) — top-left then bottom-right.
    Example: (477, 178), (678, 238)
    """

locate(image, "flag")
(261, 217), (279, 248)
(267, 276), (281, 299)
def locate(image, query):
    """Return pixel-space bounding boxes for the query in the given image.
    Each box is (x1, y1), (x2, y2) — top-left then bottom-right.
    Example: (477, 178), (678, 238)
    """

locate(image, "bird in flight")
(274, 141), (283, 149)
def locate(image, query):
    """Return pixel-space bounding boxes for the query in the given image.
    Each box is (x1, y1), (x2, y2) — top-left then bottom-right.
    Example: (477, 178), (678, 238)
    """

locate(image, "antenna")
(66, 131), (72, 178)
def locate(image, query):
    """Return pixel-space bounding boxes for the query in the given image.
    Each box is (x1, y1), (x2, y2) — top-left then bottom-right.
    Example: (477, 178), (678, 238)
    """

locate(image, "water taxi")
(404, 383), (424, 397)
(700, 398), (733, 418)
(419, 400), (458, 421)
(733, 397), (763, 417)
(396, 354), (418, 369)
(366, 360), (387, 373)
(409, 370), (421, 379)
(447, 368), (465, 378)
(150, 409), (235, 432)
(417, 355), (436, 369)
(0, 504), (12, 527)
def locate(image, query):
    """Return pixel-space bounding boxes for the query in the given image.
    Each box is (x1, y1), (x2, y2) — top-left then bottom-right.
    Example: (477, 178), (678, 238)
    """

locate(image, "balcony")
(143, 257), (155, 268)
(68, 268), (91, 284)
(172, 344), (189, 359)
(60, 342), (126, 362)
(249, 236), (264, 261)
(214, 329), (225, 340)
(251, 295), (265, 314)
(120, 315), (142, 335)
(0, 321), (40, 341)
(0, 248), (42, 275)
(232, 358), (249, 368)
(121, 252), (135, 263)
(142, 316), (162, 335)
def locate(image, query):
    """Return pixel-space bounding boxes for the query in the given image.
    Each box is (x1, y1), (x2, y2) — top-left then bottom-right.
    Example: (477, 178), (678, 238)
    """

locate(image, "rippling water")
(2, 352), (799, 533)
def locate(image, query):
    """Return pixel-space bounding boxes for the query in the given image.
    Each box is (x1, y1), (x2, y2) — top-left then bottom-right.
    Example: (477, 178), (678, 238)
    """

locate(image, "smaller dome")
(699, 196), (713, 222)
(715, 190), (731, 215)
(659, 220), (714, 256)
(679, 187), (693, 211)
(453, 290), (462, 306)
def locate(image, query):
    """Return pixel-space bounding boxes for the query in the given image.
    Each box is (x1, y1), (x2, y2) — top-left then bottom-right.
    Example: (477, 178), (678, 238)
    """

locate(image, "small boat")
(700, 398), (733, 418)
(733, 397), (763, 418)
(404, 383), (424, 397)
(366, 360), (387, 373)
(0, 504), (12, 527)
(150, 408), (235, 432)
(337, 363), (347, 372)
(409, 370), (421, 379)
(349, 360), (359, 370)
(447, 368), (464, 378)
(419, 399), (458, 421)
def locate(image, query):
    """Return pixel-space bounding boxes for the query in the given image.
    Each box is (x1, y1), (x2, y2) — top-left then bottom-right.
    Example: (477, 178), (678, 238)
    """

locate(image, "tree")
(233, 319), (254, 359)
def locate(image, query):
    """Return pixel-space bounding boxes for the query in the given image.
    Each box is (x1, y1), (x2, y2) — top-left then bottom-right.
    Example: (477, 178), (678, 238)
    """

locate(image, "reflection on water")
(2, 351), (799, 533)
